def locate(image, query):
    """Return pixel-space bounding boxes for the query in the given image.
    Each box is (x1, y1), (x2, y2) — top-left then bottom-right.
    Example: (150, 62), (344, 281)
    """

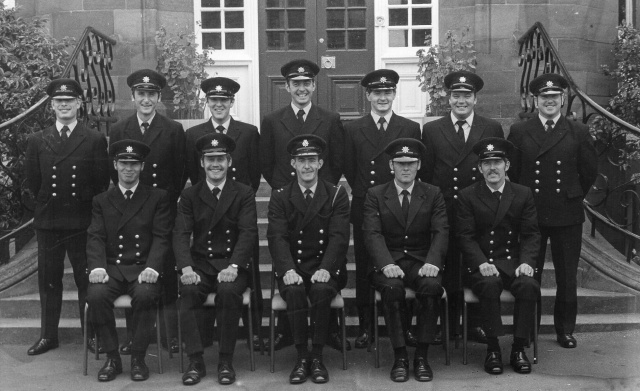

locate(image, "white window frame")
(194, 0), (251, 61)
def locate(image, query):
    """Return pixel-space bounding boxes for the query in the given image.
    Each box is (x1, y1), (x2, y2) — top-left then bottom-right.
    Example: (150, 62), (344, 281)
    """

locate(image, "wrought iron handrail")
(517, 21), (640, 264)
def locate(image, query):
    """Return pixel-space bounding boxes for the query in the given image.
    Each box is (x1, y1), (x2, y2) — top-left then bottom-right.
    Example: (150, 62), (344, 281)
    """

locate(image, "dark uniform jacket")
(25, 123), (110, 230)
(421, 114), (504, 210)
(260, 104), (344, 188)
(185, 117), (261, 190)
(507, 115), (597, 227)
(344, 113), (421, 198)
(456, 181), (541, 277)
(363, 180), (449, 272)
(109, 113), (187, 203)
(267, 179), (350, 286)
(86, 184), (172, 283)
(173, 179), (258, 275)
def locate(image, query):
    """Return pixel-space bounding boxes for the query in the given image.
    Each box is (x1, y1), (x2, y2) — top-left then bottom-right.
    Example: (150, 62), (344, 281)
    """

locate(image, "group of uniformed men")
(24, 56), (596, 385)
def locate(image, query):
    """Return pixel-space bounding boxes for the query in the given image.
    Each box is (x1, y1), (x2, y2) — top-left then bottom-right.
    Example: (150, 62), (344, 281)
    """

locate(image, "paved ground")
(2, 331), (640, 391)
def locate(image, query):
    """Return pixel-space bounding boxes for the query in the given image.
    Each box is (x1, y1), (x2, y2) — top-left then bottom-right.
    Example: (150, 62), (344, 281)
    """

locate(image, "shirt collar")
(211, 117), (231, 132)
(394, 180), (415, 196)
(370, 111), (393, 126)
(119, 181), (140, 196)
(205, 177), (226, 193)
(137, 112), (156, 127)
(56, 120), (78, 132)
(539, 113), (561, 127)
(486, 181), (505, 194)
(451, 111), (474, 127)
(299, 181), (318, 196)
(291, 102), (312, 116)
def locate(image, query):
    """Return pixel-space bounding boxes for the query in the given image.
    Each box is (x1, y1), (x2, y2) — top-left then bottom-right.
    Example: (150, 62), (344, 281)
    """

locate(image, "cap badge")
(126, 146), (133, 153)
(486, 144), (494, 151)
(143, 76), (150, 83)
(215, 85), (223, 91)
(60, 85), (68, 91)
(298, 67), (305, 73)
(380, 77), (387, 83)
(212, 139), (219, 147)
(402, 146), (409, 153)
(302, 139), (309, 147)
(546, 81), (554, 87)
(460, 76), (466, 83)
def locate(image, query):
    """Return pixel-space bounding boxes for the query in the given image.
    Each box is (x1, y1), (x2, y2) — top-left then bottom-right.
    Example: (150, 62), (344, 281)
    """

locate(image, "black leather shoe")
(268, 333), (293, 352)
(27, 338), (59, 356)
(557, 333), (577, 348)
(218, 363), (236, 385)
(182, 360), (206, 386)
(484, 351), (503, 375)
(87, 337), (105, 354)
(119, 338), (132, 355)
(431, 329), (443, 346)
(510, 351), (532, 374)
(404, 330), (418, 347)
(354, 330), (370, 349)
(168, 337), (179, 354)
(130, 357), (149, 381)
(327, 331), (351, 352)
(97, 358), (122, 382)
(390, 357), (409, 382)
(289, 358), (310, 384)
(413, 356), (433, 382)
(472, 326), (488, 344)
(310, 358), (329, 383)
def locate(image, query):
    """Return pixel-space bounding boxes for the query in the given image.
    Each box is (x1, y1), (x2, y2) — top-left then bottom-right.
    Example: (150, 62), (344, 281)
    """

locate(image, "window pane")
(288, 10), (305, 28)
(412, 28), (430, 46)
(287, 0), (304, 6)
(225, 0), (243, 6)
(327, 30), (346, 49)
(328, 0), (344, 6)
(327, 9), (344, 28)
(266, 0), (283, 7)
(389, 29), (408, 47)
(202, 32), (221, 50)
(201, 11), (221, 29)
(389, 9), (408, 26)
(412, 8), (431, 25)
(267, 31), (285, 50)
(288, 31), (305, 50)
(201, 0), (220, 7)
(348, 30), (366, 49)
(267, 10), (285, 28)
(413, 0), (431, 4)
(388, 0), (408, 4)
(225, 11), (244, 28)
(348, 0), (365, 6)
(348, 9), (365, 27)
(225, 32), (244, 49)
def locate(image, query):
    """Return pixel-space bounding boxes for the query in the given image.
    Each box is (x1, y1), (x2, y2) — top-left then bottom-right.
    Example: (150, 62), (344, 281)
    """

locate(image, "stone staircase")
(1, 179), (640, 344)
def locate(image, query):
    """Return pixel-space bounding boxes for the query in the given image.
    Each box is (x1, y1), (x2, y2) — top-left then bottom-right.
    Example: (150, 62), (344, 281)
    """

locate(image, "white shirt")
(538, 113), (561, 129)
(486, 181), (505, 195)
(211, 117), (231, 134)
(299, 181), (318, 199)
(394, 180), (415, 204)
(137, 112), (156, 129)
(450, 111), (475, 141)
(119, 182), (140, 198)
(370, 111), (393, 131)
(206, 177), (226, 198)
(56, 120), (77, 136)
(291, 102), (311, 121)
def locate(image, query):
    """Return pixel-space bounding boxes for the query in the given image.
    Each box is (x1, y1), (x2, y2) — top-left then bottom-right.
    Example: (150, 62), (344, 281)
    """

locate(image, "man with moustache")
(25, 78), (110, 356)
(456, 137), (540, 375)
(507, 73), (597, 349)
(109, 69), (186, 354)
(421, 71), (504, 342)
(344, 69), (421, 348)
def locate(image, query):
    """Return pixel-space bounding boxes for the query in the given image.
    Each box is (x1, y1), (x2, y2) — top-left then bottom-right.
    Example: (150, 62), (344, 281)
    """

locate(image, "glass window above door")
(199, 0), (245, 50)
(387, 0), (432, 48)
(326, 0), (367, 50)
(266, 0), (307, 50)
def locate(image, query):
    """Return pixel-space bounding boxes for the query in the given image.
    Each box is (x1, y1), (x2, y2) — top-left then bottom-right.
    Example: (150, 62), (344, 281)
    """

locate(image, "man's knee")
(308, 282), (337, 304)
(472, 275), (502, 299)
(377, 279), (406, 302)
(86, 284), (110, 306)
(415, 277), (443, 297)
(134, 284), (160, 308)
(513, 276), (540, 300)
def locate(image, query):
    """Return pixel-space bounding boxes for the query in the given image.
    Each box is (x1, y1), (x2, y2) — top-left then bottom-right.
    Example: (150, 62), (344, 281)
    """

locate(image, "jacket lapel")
(477, 182), (499, 213)
(42, 126), (60, 154)
(301, 104), (322, 135)
(226, 117), (241, 142)
(301, 181), (329, 229)
(107, 187), (127, 216)
(439, 119), (463, 155)
(281, 106), (302, 137)
(290, 184), (309, 221)
(405, 182), (426, 229)
(383, 182), (405, 227)
(54, 124), (86, 165)
(117, 185), (151, 230)
(123, 115), (144, 141)
(454, 117), (485, 166)
(209, 180), (238, 230)
(198, 181), (218, 212)
(143, 114), (163, 146)
(359, 116), (382, 152)
(537, 115), (568, 158)
(492, 181), (514, 228)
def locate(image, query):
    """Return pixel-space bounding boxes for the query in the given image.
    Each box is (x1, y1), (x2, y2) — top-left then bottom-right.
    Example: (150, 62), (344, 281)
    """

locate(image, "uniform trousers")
(36, 229), (89, 339)
(86, 277), (161, 354)
(180, 269), (248, 356)
(468, 271), (539, 339)
(371, 258), (443, 348)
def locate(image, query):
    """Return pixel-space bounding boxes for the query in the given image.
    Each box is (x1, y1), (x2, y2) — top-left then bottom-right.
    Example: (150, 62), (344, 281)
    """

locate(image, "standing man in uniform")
(508, 73), (597, 349)
(260, 59), (346, 350)
(25, 78), (110, 355)
(185, 77), (262, 349)
(109, 69), (186, 354)
(421, 71), (504, 341)
(363, 139), (449, 382)
(86, 140), (172, 382)
(344, 69), (421, 348)
(174, 133), (257, 386)
(456, 138), (540, 375)
(267, 135), (350, 384)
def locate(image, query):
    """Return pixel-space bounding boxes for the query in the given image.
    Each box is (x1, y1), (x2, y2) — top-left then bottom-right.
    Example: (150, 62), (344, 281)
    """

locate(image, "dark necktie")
(297, 109), (305, 124)
(60, 125), (69, 143)
(401, 189), (410, 221)
(378, 117), (386, 133)
(141, 122), (149, 135)
(493, 190), (501, 202)
(304, 189), (313, 205)
(545, 119), (554, 132)
(212, 187), (220, 209)
(456, 120), (466, 142)
(216, 125), (225, 134)
(124, 189), (133, 200)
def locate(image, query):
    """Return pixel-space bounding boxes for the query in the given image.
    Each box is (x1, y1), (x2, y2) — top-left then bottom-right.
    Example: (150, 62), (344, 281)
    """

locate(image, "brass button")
(52, 193), (57, 197)
(152, 173), (157, 178)
(370, 171), (375, 175)
(535, 180), (539, 184)
(535, 189), (539, 193)
(119, 235), (123, 239)
(556, 189), (561, 193)
(298, 250), (302, 254)
(52, 184), (56, 188)
(298, 240), (302, 245)
(453, 168), (458, 172)
(536, 161), (540, 165)
(153, 164), (158, 168)
(557, 179), (561, 184)
(119, 245), (123, 249)
(535, 170), (540, 175)
(135, 235), (140, 239)
(153, 184), (157, 187)
(116, 260), (120, 264)
(52, 175), (56, 179)
(319, 229), (324, 234)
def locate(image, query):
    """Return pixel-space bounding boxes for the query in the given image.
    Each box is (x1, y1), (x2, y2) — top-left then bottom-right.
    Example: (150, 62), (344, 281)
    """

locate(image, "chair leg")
(161, 296), (173, 360)
(533, 302), (538, 364)
(270, 309), (276, 373)
(156, 305), (163, 374)
(462, 301), (468, 365)
(367, 289), (374, 353)
(374, 296), (380, 369)
(83, 303), (89, 376)
(247, 297), (255, 371)
(340, 307), (347, 370)
(443, 294), (450, 366)
(177, 298), (183, 373)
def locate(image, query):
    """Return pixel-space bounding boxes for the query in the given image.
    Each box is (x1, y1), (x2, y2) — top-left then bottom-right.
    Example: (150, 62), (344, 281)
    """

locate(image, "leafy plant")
(155, 26), (215, 119)
(416, 26), (477, 116)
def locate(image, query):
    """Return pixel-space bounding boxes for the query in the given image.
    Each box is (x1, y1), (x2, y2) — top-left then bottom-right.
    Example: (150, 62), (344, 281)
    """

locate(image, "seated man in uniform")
(363, 138), (449, 382)
(267, 135), (350, 384)
(86, 140), (171, 382)
(456, 137), (541, 374)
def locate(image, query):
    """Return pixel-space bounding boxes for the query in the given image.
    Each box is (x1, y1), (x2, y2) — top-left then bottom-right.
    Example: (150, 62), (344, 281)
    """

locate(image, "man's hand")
(311, 269), (330, 283)
(218, 265), (238, 283)
(382, 264), (404, 279)
(419, 263), (439, 277)
(283, 270), (303, 286)
(89, 269), (109, 284)
(138, 268), (159, 284)
(515, 263), (534, 278)
(479, 262), (500, 277)
(181, 266), (201, 285)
